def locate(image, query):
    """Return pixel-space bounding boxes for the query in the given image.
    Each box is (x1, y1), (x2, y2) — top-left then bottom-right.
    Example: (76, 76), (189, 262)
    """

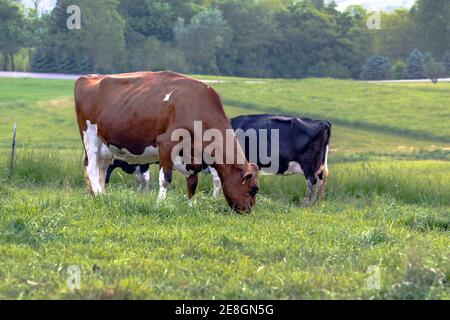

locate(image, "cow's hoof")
(302, 199), (311, 208)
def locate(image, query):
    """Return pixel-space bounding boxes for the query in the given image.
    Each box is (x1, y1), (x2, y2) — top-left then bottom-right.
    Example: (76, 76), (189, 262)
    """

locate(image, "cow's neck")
(202, 116), (247, 179)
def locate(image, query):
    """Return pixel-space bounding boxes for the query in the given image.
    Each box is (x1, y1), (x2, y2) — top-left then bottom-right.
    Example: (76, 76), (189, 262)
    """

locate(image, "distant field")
(0, 76), (448, 299)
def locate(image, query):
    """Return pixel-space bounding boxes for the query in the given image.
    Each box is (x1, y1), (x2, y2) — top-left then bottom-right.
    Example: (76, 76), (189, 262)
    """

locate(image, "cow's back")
(75, 71), (222, 155)
(231, 114), (331, 174)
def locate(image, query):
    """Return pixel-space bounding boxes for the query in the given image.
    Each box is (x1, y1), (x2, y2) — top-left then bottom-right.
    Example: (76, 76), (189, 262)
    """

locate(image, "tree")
(126, 37), (187, 73)
(44, 0), (126, 73)
(340, 6), (373, 78)
(78, 52), (93, 74)
(56, 50), (78, 74)
(360, 55), (391, 80)
(411, 0), (450, 58)
(31, 47), (51, 72)
(217, 0), (276, 77)
(403, 49), (426, 79)
(392, 61), (406, 80)
(442, 51), (450, 76)
(424, 60), (446, 83)
(118, 0), (175, 44)
(372, 9), (416, 62)
(268, 1), (357, 78)
(0, 0), (27, 71)
(174, 8), (231, 74)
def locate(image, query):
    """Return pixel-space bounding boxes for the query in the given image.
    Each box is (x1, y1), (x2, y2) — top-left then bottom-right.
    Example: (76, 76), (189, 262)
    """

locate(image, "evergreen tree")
(403, 49), (426, 79)
(360, 55), (391, 80)
(31, 48), (54, 72)
(78, 52), (93, 74)
(56, 51), (78, 74)
(56, 51), (70, 73)
(31, 48), (45, 72)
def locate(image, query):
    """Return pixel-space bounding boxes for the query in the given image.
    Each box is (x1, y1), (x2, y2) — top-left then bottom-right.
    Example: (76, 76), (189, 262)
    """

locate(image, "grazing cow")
(74, 71), (259, 213)
(105, 160), (150, 192)
(105, 114), (331, 206)
(208, 114), (331, 206)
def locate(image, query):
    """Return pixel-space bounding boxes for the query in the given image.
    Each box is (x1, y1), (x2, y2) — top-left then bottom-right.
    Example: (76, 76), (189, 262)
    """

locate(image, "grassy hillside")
(0, 76), (448, 299)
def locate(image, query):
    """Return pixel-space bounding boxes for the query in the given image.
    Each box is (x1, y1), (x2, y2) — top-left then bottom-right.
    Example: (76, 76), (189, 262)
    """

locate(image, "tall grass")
(0, 148), (84, 187)
(2, 148), (449, 207)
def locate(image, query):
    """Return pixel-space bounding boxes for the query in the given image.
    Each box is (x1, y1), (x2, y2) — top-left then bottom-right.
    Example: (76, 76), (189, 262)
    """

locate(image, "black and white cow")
(106, 114), (331, 206)
(105, 160), (150, 192)
(210, 114), (331, 206)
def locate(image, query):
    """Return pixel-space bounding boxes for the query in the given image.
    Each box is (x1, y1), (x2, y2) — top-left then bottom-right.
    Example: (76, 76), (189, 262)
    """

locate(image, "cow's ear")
(241, 164), (258, 184)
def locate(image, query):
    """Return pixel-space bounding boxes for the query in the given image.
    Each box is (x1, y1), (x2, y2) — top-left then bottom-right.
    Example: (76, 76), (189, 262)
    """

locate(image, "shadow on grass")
(223, 99), (450, 144)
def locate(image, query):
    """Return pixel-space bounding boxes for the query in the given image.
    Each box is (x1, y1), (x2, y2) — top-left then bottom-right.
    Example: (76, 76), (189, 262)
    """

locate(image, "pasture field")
(0, 77), (449, 300)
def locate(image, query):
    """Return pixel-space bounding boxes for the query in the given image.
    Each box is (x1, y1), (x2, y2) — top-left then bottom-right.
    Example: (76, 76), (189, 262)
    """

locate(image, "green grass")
(0, 76), (448, 300)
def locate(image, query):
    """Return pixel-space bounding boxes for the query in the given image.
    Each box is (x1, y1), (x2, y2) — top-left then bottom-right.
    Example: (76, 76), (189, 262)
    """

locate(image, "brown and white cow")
(74, 71), (259, 213)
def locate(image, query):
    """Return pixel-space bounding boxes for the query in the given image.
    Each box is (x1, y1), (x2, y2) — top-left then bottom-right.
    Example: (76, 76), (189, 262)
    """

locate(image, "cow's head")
(221, 163), (260, 213)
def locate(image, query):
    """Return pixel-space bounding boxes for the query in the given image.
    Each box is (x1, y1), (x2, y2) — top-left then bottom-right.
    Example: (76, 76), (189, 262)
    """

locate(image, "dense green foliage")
(443, 51), (450, 76)
(1, 0), (450, 79)
(0, 77), (449, 299)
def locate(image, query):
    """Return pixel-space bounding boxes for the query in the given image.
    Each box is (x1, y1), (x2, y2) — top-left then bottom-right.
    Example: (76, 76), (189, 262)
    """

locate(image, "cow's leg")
(303, 175), (318, 207)
(158, 166), (171, 201)
(105, 163), (117, 186)
(209, 167), (222, 198)
(136, 165), (150, 193)
(317, 170), (328, 201)
(187, 174), (199, 199)
(82, 155), (94, 194)
(84, 156), (109, 195)
(83, 124), (110, 195)
(316, 146), (330, 201)
(156, 134), (177, 202)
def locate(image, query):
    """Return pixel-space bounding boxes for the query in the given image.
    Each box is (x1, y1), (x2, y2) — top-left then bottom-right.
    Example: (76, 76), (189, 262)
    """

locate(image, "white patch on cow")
(83, 121), (112, 194)
(158, 168), (168, 202)
(163, 90), (174, 102)
(323, 145), (329, 173)
(209, 167), (222, 198)
(283, 161), (304, 176)
(317, 145), (329, 176)
(173, 156), (194, 177)
(108, 144), (159, 165)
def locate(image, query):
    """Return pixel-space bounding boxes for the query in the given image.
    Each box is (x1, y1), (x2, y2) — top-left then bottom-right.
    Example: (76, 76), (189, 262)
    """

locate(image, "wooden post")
(8, 123), (16, 178)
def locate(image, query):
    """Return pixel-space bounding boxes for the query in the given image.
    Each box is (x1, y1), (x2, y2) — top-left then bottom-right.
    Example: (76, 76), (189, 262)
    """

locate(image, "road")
(1, 71), (449, 83)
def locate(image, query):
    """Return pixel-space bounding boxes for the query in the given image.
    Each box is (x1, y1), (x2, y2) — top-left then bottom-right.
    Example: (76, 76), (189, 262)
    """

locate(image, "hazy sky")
(331, 0), (415, 11)
(21, 0), (415, 13)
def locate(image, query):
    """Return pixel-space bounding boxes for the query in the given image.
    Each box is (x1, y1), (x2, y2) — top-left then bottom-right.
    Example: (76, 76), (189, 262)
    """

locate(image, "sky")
(330, 0), (415, 11)
(21, 0), (416, 13)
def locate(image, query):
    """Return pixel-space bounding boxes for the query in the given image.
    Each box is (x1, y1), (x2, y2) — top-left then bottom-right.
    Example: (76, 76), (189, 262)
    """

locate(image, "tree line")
(1, 0), (449, 80)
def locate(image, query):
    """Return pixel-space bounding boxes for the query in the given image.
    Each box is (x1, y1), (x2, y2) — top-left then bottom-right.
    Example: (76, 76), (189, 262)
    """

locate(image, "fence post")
(8, 123), (16, 178)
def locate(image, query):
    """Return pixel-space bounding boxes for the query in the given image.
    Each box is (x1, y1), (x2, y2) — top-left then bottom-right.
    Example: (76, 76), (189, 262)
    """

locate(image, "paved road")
(1, 71), (449, 83)
(0, 71), (79, 80)
(0, 71), (226, 83)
